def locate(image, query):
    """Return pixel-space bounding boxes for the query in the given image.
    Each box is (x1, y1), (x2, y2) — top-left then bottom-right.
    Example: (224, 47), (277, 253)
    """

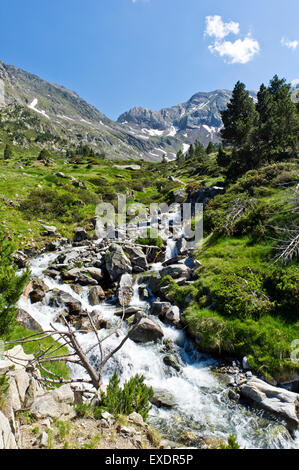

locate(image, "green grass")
(4, 325), (70, 384)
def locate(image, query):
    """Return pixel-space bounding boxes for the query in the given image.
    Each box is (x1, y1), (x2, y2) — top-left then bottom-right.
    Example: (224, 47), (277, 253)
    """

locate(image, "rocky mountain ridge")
(0, 59), (256, 161)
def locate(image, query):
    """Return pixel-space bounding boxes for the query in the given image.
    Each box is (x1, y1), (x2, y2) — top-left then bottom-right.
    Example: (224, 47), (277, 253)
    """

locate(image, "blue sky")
(0, 0), (298, 119)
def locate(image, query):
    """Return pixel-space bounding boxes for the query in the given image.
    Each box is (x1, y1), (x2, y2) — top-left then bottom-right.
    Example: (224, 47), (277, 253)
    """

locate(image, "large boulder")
(124, 245), (148, 272)
(160, 264), (191, 280)
(105, 244), (132, 282)
(151, 388), (176, 408)
(117, 274), (134, 307)
(29, 279), (49, 303)
(129, 318), (164, 343)
(240, 377), (299, 430)
(49, 289), (82, 315)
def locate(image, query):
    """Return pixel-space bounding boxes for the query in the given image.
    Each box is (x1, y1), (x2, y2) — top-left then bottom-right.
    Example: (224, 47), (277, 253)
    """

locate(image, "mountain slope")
(0, 60), (153, 160)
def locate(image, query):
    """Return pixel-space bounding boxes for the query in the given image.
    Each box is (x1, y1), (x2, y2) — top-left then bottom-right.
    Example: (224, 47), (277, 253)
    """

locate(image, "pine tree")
(4, 144), (12, 160)
(268, 75), (298, 154)
(0, 231), (30, 336)
(206, 141), (215, 154)
(221, 81), (258, 150)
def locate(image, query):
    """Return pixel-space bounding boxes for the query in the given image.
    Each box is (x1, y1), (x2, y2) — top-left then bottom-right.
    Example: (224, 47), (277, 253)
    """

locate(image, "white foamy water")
(17, 240), (299, 449)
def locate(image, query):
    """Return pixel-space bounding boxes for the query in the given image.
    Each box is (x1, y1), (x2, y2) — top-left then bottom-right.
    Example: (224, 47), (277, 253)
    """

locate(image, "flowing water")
(17, 238), (299, 449)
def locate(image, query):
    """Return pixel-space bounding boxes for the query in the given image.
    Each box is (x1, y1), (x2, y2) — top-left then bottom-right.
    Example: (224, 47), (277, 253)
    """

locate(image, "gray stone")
(117, 273), (134, 307)
(240, 377), (299, 429)
(17, 308), (43, 332)
(129, 318), (164, 343)
(0, 411), (17, 449)
(160, 264), (191, 280)
(88, 286), (105, 305)
(151, 388), (176, 408)
(73, 228), (89, 242)
(49, 289), (82, 315)
(105, 244), (132, 282)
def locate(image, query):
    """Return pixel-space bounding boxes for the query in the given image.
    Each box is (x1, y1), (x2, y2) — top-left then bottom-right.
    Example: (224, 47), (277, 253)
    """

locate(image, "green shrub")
(95, 372), (154, 421)
(220, 434), (240, 449)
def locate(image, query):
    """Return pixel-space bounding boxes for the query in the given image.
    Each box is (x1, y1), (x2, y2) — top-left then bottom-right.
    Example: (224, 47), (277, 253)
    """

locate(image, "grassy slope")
(169, 161), (299, 382)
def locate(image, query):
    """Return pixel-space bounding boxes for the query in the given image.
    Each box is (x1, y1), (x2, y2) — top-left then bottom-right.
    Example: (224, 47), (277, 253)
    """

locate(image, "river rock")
(17, 308), (43, 332)
(150, 301), (171, 317)
(160, 264), (191, 280)
(88, 286), (105, 305)
(62, 268), (98, 286)
(165, 306), (180, 325)
(124, 245), (148, 272)
(105, 244), (132, 282)
(117, 273), (134, 307)
(163, 355), (181, 372)
(151, 388), (176, 408)
(240, 377), (299, 429)
(49, 289), (82, 315)
(29, 279), (49, 303)
(138, 274), (161, 295)
(73, 228), (89, 242)
(129, 318), (164, 343)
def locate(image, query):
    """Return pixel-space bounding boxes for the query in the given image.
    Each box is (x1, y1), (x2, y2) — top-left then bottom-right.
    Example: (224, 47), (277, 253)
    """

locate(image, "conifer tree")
(4, 144), (12, 160)
(206, 141), (215, 154)
(221, 81), (257, 150)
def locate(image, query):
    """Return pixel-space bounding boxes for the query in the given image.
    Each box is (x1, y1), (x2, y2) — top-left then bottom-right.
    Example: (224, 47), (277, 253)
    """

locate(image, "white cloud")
(281, 37), (299, 50)
(205, 15), (260, 64)
(291, 79), (299, 88)
(205, 15), (240, 40)
(209, 36), (260, 64)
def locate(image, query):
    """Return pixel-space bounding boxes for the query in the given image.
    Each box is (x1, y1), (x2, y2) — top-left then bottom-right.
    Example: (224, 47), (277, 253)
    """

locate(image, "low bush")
(95, 372), (154, 421)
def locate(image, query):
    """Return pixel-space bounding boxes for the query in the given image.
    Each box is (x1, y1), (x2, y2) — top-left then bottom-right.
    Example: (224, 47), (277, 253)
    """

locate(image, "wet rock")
(105, 244), (132, 282)
(138, 274), (161, 295)
(129, 318), (164, 343)
(62, 268), (98, 286)
(150, 301), (171, 317)
(240, 377), (299, 430)
(165, 306), (180, 325)
(49, 289), (82, 315)
(151, 388), (176, 408)
(88, 286), (105, 305)
(163, 355), (181, 372)
(124, 245), (148, 272)
(29, 279), (49, 303)
(228, 389), (240, 402)
(117, 273), (134, 307)
(138, 285), (150, 301)
(160, 264), (191, 280)
(73, 228), (89, 243)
